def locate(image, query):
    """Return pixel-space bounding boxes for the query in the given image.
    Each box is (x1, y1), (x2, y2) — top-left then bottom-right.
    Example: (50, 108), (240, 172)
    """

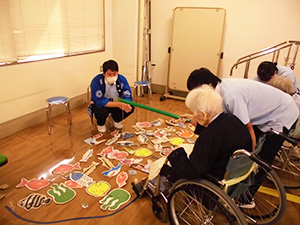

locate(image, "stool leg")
(134, 84), (138, 98)
(65, 101), (72, 134)
(148, 84), (152, 104)
(46, 104), (53, 135)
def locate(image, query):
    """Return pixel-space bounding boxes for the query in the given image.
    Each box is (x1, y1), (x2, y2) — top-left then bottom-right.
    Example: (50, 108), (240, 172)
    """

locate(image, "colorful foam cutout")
(151, 118), (163, 127)
(98, 156), (115, 169)
(84, 133), (105, 146)
(80, 149), (93, 162)
(176, 129), (194, 138)
(16, 177), (51, 191)
(83, 161), (100, 176)
(154, 129), (168, 139)
(107, 149), (129, 160)
(98, 146), (114, 157)
(136, 121), (152, 129)
(134, 148), (153, 157)
(64, 180), (83, 189)
(99, 188), (131, 211)
(86, 181), (111, 197)
(17, 193), (52, 211)
(116, 141), (138, 147)
(47, 183), (76, 204)
(137, 134), (148, 145)
(169, 137), (184, 145)
(116, 172), (128, 188)
(160, 146), (174, 157)
(70, 172), (94, 187)
(52, 162), (81, 175)
(102, 163), (122, 177)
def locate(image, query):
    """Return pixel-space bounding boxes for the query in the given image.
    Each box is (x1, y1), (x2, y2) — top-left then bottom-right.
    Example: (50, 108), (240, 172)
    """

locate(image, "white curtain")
(0, 0), (104, 65)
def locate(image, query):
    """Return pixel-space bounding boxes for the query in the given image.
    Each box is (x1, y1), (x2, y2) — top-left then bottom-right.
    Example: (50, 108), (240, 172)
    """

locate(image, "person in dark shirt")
(132, 85), (252, 196)
(162, 85), (252, 181)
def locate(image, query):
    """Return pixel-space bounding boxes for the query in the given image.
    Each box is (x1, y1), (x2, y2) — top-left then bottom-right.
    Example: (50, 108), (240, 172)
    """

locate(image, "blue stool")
(46, 96), (72, 134)
(134, 81), (152, 103)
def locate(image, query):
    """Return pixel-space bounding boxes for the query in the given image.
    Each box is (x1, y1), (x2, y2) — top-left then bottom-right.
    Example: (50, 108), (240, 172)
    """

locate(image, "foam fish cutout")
(83, 161), (100, 176)
(80, 149), (93, 162)
(17, 193), (52, 211)
(116, 141), (137, 147)
(102, 163), (122, 177)
(16, 177), (51, 191)
(151, 118), (163, 127)
(121, 131), (134, 140)
(98, 156), (114, 169)
(64, 180), (83, 189)
(134, 130), (154, 137)
(137, 134), (148, 145)
(107, 149), (129, 160)
(123, 147), (135, 154)
(98, 146), (114, 157)
(165, 119), (185, 127)
(136, 121), (151, 129)
(84, 133), (105, 146)
(176, 129), (194, 138)
(110, 129), (120, 137)
(116, 172), (128, 188)
(105, 134), (121, 146)
(154, 129), (168, 139)
(52, 162), (81, 175)
(160, 146), (174, 157)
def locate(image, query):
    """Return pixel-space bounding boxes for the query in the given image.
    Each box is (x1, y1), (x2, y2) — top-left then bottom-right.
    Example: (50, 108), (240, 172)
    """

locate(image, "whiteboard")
(168, 7), (226, 92)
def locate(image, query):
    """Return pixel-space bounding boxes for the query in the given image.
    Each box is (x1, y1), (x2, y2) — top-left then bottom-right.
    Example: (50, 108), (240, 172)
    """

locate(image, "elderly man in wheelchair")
(132, 85), (287, 225)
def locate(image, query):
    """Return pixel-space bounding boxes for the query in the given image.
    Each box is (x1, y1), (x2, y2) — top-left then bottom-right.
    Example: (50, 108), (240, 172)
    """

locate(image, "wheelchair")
(271, 129), (300, 188)
(138, 131), (287, 225)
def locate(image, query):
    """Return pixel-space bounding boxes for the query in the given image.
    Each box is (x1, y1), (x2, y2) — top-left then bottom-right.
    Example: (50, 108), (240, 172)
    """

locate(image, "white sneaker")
(97, 125), (106, 133)
(238, 200), (256, 209)
(114, 121), (123, 129)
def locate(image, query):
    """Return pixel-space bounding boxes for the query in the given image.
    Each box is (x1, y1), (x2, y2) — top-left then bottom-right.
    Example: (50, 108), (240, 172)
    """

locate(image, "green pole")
(117, 98), (181, 119)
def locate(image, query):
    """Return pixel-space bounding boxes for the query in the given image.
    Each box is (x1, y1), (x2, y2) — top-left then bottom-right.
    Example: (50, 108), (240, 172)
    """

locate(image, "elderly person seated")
(132, 85), (252, 196)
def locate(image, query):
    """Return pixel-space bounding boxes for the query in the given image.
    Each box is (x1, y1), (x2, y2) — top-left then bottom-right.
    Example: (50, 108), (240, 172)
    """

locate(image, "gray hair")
(268, 75), (295, 95)
(185, 84), (223, 117)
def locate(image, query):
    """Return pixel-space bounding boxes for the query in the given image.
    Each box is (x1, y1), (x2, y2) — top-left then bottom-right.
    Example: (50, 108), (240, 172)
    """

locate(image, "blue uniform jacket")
(90, 74), (133, 108)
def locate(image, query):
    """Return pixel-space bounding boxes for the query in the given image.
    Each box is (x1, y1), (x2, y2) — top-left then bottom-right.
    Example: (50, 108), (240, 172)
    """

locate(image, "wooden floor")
(0, 94), (300, 225)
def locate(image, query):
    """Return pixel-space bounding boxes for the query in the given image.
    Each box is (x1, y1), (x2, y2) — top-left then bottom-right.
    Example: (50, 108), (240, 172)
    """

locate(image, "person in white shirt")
(254, 61), (299, 94)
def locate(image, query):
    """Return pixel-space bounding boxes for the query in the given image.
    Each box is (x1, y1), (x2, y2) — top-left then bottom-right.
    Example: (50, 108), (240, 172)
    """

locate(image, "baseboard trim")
(0, 94), (87, 139)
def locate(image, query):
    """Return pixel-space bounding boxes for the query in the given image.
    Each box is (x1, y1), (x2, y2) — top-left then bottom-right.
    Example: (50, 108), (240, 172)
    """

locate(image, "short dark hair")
(187, 68), (221, 90)
(103, 60), (119, 73)
(257, 61), (278, 82)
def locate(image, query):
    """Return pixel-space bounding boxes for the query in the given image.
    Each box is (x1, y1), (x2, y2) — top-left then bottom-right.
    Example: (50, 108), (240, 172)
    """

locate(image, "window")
(0, 0), (105, 65)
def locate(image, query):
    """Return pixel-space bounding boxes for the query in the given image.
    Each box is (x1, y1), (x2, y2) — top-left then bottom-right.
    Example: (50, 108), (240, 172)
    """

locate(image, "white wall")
(150, 0), (300, 85)
(0, 1), (113, 124)
(111, 0), (139, 85)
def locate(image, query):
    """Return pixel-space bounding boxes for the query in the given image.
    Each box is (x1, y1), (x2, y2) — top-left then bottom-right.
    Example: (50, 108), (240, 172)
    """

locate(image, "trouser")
(92, 104), (134, 126)
(242, 125), (294, 203)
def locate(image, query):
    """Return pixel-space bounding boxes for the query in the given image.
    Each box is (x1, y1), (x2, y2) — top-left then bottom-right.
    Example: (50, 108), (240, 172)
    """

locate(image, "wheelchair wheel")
(237, 165), (286, 225)
(272, 145), (300, 188)
(152, 195), (168, 223)
(168, 179), (247, 225)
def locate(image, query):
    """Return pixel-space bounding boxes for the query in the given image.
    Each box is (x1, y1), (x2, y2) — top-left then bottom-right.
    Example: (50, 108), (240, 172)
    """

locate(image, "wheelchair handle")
(269, 128), (299, 146)
(232, 149), (272, 172)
